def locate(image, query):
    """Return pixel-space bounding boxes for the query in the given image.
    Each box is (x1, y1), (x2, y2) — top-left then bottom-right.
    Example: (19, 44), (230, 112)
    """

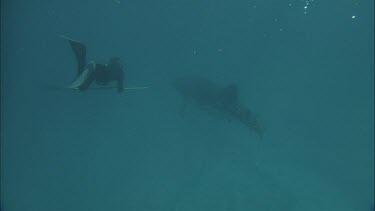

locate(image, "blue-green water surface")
(1, 0), (374, 210)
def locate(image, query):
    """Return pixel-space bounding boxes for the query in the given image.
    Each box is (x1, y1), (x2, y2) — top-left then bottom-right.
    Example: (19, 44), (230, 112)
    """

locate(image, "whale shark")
(174, 76), (264, 139)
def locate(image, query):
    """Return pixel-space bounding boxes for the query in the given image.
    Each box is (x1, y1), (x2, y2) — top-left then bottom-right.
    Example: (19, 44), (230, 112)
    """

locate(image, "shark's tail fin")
(251, 113), (266, 140)
(234, 106), (265, 140)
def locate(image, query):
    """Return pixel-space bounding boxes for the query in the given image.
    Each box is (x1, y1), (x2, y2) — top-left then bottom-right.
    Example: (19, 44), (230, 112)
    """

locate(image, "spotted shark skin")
(174, 76), (264, 139)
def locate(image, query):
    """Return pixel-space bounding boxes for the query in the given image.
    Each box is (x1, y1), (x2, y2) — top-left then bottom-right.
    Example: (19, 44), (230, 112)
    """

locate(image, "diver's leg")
(78, 63), (97, 91)
(78, 71), (95, 91)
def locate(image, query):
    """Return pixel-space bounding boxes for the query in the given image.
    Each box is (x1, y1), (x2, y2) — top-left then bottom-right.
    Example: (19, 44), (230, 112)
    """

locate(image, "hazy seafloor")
(1, 0), (374, 210)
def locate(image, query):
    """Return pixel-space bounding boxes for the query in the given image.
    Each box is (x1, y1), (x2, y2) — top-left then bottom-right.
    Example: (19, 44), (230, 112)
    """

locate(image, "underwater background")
(1, 0), (374, 210)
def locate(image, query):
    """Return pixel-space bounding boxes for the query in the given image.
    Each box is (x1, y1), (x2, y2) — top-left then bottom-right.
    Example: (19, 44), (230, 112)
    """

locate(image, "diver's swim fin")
(59, 34), (86, 75)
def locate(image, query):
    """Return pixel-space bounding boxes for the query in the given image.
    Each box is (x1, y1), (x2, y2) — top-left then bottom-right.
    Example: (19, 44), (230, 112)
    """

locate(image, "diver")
(63, 35), (124, 92)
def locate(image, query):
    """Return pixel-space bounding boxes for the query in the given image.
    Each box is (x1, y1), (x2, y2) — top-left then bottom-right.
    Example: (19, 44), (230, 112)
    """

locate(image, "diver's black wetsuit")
(65, 36), (124, 92)
(78, 62), (124, 92)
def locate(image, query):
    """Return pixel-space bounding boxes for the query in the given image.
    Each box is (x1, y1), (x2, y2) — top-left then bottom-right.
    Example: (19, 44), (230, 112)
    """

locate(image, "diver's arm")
(117, 79), (124, 92)
(116, 69), (124, 93)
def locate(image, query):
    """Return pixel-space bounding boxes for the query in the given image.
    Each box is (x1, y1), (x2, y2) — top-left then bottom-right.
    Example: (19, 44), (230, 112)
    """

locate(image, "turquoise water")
(1, 0), (373, 210)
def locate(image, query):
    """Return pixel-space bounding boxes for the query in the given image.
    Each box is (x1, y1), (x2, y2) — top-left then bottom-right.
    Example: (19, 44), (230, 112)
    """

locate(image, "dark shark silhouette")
(174, 76), (264, 139)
